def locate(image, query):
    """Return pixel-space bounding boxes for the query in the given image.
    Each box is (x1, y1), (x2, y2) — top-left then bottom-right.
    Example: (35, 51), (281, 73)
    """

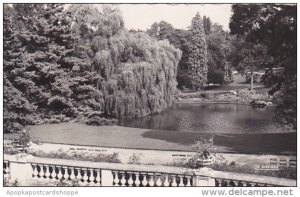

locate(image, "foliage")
(147, 21), (192, 90)
(211, 162), (296, 180)
(186, 136), (216, 168)
(147, 16), (233, 89)
(30, 149), (121, 163)
(128, 153), (143, 164)
(206, 30), (232, 85)
(186, 12), (208, 89)
(4, 130), (33, 154)
(4, 4), (182, 133)
(202, 15), (212, 35)
(207, 70), (225, 85)
(192, 136), (216, 159)
(68, 5), (182, 118)
(230, 4), (296, 129)
(3, 4), (99, 132)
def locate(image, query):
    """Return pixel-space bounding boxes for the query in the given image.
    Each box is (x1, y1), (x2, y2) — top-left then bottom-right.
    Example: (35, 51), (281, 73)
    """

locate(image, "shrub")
(207, 70), (225, 85)
(30, 150), (121, 163)
(128, 153), (143, 164)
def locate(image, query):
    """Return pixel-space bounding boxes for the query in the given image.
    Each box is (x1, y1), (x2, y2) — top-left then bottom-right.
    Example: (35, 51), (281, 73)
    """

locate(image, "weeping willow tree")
(70, 5), (182, 118)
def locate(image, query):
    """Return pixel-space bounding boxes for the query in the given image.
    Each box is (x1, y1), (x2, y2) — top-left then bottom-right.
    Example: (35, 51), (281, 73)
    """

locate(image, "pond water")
(119, 103), (291, 134)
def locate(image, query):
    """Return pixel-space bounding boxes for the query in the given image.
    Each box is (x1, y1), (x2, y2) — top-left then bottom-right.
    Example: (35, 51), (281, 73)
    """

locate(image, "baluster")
(221, 179), (228, 186)
(171, 175), (177, 187)
(50, 166), (56, 179)
(216, 179), (222, 186)
(57, 166), (63, 180)
(156, 174), (162, 187)
(82, 168), (89, 183)
(3, 161), (8, 174)
(120, 172), (127, 186)
(75, 168), (82, 182)
(148, 173), (155, 187)
(44, 165), (50, 178)
(95, 169), (101, 186)
(3, 161), (6, 174)
(178, 175), (184, 187)
(185, 176), (192, 186)
(163, 175), (170, 187)
(63, 167), (69, 180)
(141, 173), (148, 186)
(38, 164), (45, 178)
(88, 169), (95, 186)
(32, 164), (38, 178)
(4, 162), (10, 178)
(134, 172), (140, 187)
(233, 181), (239, 187)
(4, 162), (10, 179)
(69, 167), (75, 180)
(127, 173), (134, 186)
(113, 171), (119, 186)
(240, 181), (247, 187)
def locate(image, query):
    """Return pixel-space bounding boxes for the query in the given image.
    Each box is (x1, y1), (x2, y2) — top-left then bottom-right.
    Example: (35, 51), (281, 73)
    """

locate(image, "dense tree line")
(3, 4), (181, 133)
(147, 13), (233, 89)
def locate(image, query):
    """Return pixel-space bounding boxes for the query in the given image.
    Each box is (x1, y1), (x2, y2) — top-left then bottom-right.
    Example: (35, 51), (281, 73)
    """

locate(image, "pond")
(119, 103), (291, 134)
(28, 103), (296, 154)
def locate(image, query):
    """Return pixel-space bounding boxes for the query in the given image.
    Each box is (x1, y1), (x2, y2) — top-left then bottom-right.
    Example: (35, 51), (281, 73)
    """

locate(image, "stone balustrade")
(3, 154), (296, 187)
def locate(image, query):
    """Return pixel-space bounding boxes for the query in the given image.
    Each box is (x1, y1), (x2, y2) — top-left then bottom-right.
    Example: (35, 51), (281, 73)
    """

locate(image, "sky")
(117, 4), (233, 31)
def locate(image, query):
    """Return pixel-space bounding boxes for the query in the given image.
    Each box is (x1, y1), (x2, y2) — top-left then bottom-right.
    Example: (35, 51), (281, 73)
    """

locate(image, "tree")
(3, 12), (37, 133)
(230, 4), (296, 129)
(147, 21), (174, 40)
(206, 29), (233, 85)
(147, 21), (192, 89)
(69, 5), (182, 118)
(212, 23), (225, 34)
(186, 12), (208, 89)
(238, 43), (271, 90)
(4, 4), (100, 132)
(4, 4), (183, 133)
(203, 15), (212, 35)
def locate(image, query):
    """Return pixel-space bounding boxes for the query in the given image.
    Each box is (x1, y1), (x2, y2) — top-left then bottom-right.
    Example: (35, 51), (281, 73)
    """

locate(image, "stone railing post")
(9, 154), (34, 186)
(192, 168), (216, 186)
(101, 169), (114, 186)
(192, 176), (215, 186)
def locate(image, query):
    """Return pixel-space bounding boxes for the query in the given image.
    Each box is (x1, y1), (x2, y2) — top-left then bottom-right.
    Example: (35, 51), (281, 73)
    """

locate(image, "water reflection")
(119, 103), (290, 134)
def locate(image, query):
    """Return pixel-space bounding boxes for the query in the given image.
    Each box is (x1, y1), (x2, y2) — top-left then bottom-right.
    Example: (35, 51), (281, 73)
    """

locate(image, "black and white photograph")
(1, 1), (298, 195)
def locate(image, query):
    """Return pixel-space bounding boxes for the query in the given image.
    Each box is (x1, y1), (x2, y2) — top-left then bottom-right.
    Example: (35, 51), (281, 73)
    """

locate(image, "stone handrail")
(4, 154), (296, 187)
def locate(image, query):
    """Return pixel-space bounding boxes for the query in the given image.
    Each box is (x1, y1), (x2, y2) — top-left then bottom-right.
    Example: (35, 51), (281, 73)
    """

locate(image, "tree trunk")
(250, 73), (254, 91)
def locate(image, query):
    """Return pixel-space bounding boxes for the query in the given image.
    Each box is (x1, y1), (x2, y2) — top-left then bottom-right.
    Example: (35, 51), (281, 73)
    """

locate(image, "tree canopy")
(230, 4), (296, 129)
(3, 4), (182, 133)
(186, 12), (208, 89)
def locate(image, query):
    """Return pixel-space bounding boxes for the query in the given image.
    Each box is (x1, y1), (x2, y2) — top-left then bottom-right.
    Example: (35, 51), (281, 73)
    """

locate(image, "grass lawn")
(27, 123), (296, 155)
(180, 74), (264, 93)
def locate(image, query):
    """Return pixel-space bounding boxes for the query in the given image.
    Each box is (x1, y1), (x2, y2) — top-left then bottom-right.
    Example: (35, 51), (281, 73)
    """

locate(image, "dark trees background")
(230, 4), (296, 129)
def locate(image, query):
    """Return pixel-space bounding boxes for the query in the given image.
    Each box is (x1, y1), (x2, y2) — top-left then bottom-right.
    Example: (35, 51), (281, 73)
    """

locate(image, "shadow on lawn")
(142, 130), (296, 155)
